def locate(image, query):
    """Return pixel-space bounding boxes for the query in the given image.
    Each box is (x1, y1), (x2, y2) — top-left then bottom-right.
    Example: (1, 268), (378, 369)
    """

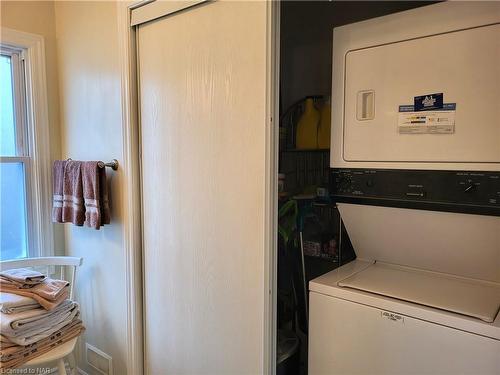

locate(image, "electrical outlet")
(85, 343), (113, 375)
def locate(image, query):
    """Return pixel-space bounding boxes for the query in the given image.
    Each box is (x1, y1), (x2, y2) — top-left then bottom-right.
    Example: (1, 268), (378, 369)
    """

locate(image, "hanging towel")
(99, 163), (111, 225)
(82, 161), (110, 229)
(0, 269), (46, 288)
(52, 160), (67, 223)
(62, 160), (85, 226)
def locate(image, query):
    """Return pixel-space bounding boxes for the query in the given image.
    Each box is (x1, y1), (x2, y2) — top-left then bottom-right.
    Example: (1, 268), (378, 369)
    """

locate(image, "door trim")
(265, 1), (280, 374)
(117, 2), (144, 374)
(130, 0), (209, 26)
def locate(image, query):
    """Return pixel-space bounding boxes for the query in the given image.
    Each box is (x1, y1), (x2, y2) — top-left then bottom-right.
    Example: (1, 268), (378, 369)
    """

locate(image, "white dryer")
(309, 2), (500, 374)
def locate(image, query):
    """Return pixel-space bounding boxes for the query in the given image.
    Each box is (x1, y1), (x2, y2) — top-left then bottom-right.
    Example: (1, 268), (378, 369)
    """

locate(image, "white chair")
(0, 256), (83, 375)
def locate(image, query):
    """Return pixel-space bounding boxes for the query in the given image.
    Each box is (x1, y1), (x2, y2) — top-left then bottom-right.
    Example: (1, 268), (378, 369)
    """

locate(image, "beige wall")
(1, 1), (129, 372)
(54, 2), (128, 374)
(0, 1), (64, 254)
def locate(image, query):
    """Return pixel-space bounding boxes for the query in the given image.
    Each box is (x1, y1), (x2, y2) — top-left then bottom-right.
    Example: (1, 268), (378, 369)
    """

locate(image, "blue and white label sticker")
(414, 93), (443, 111)
(398, 103), (456, 134)
(399, 103), (456, 112)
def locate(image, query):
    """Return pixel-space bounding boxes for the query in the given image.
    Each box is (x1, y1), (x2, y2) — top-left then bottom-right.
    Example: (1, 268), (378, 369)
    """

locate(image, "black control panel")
(330, 169), (500, 216)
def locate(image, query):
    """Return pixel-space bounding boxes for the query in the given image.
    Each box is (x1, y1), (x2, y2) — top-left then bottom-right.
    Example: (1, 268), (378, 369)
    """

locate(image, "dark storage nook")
(276, 2), (434, 374)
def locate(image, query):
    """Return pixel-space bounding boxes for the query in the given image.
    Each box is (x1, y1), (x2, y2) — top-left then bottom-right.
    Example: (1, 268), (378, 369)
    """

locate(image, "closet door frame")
(117, 2), (144, 375)
(117, 1), (280, 374)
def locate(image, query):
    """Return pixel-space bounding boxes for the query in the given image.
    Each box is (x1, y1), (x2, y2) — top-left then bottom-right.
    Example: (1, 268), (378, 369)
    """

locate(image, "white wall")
(54, 2), (128, 374)
(0, 1), (64, 254)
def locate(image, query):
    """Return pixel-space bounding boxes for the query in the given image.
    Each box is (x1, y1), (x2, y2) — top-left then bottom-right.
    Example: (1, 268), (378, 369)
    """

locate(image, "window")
(1, 47), (29, 259)
(0, 29), (53, 260)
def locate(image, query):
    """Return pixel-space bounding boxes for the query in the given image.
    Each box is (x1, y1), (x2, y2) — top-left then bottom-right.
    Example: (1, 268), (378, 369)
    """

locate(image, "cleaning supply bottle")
(296, 97), (320, 149)
(318, 98), (331, 149)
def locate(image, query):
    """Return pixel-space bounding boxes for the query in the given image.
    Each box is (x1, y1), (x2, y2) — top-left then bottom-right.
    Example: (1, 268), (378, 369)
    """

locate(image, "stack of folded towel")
(0, 269), (85, 369)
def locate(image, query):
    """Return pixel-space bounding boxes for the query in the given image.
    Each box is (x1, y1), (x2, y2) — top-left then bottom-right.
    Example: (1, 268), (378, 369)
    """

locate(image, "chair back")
(0, 256), (83, 300)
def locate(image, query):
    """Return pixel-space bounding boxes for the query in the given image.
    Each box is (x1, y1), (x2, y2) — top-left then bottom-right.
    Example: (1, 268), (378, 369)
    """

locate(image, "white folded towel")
(0, 300), (79, 346)
(0, 293), (40, 314)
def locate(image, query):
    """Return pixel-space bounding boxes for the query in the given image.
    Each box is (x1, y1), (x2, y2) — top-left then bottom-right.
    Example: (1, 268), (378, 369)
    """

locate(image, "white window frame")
(1, 28), (53, 258)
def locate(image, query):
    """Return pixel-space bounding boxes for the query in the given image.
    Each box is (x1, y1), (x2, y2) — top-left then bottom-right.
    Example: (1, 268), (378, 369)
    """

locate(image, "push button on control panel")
(406, 184), (425, 199)
(405, 191), (426, 198)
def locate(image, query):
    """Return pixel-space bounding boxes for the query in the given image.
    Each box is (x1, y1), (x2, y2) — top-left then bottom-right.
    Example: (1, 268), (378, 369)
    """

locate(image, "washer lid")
(337, 203), (500, 283)
(338, 262), (500, 323)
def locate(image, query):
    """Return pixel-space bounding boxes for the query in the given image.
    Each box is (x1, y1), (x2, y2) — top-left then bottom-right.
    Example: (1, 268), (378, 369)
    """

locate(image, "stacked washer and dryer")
(308, 2), (500, 374)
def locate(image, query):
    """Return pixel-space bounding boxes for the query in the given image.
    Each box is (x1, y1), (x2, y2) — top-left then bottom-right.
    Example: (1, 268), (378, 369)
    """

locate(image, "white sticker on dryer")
(398, 103), (456, 134)
(381, 311), (405, 324)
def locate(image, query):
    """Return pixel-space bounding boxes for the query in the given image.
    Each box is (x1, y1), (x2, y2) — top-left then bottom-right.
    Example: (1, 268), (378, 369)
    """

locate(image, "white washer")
(309, 204), (500, 374)
(309, 258), (500, 375)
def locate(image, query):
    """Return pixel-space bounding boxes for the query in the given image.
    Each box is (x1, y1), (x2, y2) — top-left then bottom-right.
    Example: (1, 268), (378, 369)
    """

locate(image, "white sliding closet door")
(136, 1), (270, 374)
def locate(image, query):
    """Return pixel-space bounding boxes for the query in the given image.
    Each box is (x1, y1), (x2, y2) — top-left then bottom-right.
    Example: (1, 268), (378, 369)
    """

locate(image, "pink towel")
(82, 162), (110, 229)
(61, 161), (85, 226)
(52, 160), (67, 223)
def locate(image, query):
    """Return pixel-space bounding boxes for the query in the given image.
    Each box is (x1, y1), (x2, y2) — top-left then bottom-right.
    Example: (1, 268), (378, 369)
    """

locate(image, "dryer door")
(343, 24), (500, 164)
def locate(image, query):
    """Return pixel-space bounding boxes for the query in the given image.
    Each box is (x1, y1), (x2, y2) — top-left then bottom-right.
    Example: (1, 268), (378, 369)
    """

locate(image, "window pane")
(0, 162), (27, 259)
(0, 55), (16, 156)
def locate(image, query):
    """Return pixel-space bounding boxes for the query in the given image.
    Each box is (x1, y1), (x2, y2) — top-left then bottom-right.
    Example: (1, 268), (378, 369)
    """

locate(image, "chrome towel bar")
(98, 159), (119, 170)
(66, 158), (119, 171)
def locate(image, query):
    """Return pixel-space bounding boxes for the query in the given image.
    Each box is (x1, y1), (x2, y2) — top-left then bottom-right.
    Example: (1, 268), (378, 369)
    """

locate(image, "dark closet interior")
(276, 2), (435, 374)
